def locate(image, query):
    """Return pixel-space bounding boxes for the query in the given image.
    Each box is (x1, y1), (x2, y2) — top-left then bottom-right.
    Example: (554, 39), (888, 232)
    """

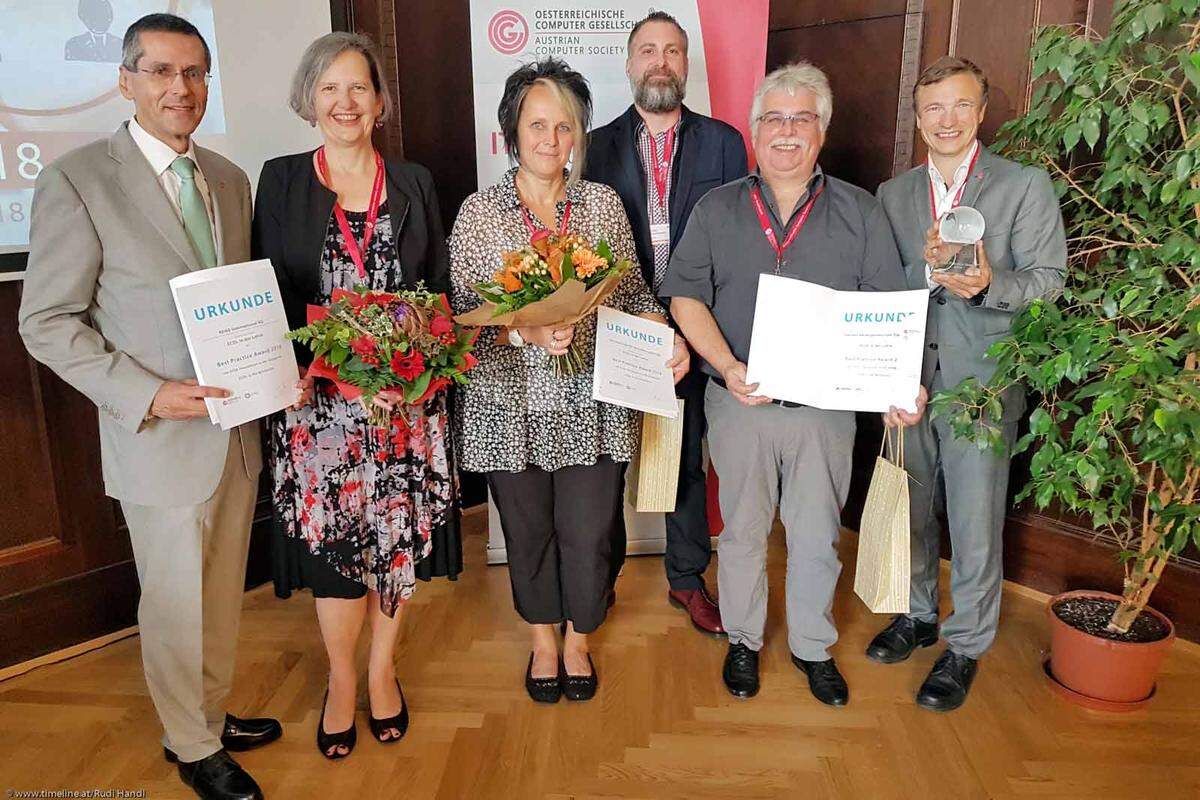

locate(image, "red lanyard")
(317, 147), (385, 281)
(927, 145), (980, 221)
(649, 127), (676, 208)
(750, 183), (824, 273)
(521, 200), (572, 237)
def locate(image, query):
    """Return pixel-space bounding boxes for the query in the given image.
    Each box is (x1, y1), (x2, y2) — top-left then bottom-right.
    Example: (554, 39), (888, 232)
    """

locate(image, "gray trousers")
(905, 370), (1017, 658)
(705, 382), (855, 660)
(121, 429), (258, 763)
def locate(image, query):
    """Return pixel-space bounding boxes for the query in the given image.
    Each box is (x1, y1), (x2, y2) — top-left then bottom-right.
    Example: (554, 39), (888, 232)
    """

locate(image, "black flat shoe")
(164, 714), (283, 763)
(865, 615), (939, 664)
(177, 750), (262, 800)
(792, 656), (849, 707)
(525, 653), (562, 704)
(562, 654), (598, 701)
(916, 649), (978, 712)
(368, 678), (409, 743)
(316, 690), (357, 759)
(722, 643), (760, 698)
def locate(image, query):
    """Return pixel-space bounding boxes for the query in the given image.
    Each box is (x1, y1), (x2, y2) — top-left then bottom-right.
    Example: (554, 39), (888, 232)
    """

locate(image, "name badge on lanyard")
(650, 222), (670, 246)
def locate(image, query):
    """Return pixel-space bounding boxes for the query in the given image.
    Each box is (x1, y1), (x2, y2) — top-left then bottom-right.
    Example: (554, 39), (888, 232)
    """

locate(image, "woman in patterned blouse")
(449, 59), (689, 703)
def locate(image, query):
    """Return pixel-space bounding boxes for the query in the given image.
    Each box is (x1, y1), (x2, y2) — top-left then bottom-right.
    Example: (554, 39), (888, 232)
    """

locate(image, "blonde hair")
(498, 59), (592, 187)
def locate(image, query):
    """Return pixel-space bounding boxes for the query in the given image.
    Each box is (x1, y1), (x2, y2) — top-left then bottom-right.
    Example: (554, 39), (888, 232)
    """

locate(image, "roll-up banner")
(468, 1), (770, 186)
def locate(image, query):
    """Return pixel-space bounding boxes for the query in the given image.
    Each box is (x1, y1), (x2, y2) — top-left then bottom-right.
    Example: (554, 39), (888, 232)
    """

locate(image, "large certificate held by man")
(745, 275), (928, 413)
(170, 260), (299, 430)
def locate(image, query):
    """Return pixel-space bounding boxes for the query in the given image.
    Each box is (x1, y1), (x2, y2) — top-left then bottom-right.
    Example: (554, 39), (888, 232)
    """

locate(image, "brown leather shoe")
(668, 586), (726, 636)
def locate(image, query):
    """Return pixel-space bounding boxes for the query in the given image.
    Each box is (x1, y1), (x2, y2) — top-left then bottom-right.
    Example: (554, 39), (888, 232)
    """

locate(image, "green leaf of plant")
(1180, 52), (1200, 91)
(402, 370), (433, 403)
(1062, 123), (1082, 151)
(1162, 180), (1181, 204)
(1081, 117), (1101, 149)
(1176, 152), (1194, 182)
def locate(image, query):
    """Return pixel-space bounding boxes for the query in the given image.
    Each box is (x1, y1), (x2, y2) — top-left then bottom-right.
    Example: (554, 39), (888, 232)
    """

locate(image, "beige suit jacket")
(18, 122), (262, 507)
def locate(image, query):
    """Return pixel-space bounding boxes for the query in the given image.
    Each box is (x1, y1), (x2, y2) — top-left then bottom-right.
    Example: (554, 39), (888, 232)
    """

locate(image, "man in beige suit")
(19, 14), (280, 800)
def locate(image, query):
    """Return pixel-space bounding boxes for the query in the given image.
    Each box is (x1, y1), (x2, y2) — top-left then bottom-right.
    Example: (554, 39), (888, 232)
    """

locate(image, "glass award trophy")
(934, 206), (986, 274)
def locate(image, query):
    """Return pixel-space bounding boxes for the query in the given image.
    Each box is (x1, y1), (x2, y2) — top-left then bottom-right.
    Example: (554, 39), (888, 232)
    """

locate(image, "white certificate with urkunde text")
(170, 259), (299, 430)
(592, 306), (679, 418)
(745, 275), (928, 413)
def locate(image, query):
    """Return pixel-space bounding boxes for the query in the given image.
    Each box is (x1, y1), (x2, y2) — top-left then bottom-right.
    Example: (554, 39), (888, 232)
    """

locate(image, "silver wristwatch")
(507, 327), (527, 347)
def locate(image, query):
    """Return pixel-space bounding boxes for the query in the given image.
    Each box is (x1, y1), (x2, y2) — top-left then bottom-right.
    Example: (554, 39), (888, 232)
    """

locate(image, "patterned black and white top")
(448, 168), (663, 473)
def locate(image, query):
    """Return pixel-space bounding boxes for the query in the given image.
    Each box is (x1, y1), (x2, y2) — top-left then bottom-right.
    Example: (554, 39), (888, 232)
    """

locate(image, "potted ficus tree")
(932, 0), (1199, 709)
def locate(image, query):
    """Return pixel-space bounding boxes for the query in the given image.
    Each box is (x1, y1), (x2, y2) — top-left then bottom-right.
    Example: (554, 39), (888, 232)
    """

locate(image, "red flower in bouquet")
(390, 349), (426, 382)
(288, 286), (479, 427)
(350, 335), (380, 365)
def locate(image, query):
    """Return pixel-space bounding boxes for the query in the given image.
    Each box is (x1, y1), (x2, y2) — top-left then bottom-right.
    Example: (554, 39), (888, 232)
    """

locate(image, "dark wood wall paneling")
(2, 0), (1194, 671)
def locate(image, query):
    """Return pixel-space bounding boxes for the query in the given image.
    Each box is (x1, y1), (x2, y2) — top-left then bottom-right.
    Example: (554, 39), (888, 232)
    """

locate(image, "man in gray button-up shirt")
(661, 62), (925, 707)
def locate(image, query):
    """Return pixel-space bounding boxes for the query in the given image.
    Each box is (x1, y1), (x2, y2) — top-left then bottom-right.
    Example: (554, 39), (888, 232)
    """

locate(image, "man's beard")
(633, 70), (686, 113)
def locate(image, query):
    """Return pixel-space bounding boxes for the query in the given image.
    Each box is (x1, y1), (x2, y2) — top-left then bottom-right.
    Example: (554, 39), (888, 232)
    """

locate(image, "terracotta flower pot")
(1045, 590), (1175, 710)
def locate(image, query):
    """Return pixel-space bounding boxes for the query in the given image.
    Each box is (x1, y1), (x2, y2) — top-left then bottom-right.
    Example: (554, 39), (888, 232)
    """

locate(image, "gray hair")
(749, 61), (833, 136)
(288, 32), (394, 125)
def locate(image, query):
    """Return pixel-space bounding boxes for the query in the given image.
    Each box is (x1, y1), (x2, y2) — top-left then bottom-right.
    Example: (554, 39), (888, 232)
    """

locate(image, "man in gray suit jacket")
(19, 15), (280, 800)
(871, 57), (1066, 712)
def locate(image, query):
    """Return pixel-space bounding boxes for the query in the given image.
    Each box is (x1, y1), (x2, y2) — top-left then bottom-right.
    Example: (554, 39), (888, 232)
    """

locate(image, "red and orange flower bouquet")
(455, 229), (633, 376)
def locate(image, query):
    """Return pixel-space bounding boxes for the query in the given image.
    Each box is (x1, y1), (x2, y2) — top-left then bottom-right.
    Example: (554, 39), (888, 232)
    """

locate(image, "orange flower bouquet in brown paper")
(455, 229), (633, 376)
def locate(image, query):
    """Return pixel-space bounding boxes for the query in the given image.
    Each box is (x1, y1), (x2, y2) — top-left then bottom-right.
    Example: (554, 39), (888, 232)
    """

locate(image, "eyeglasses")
(133, 66), (212, 87)
(756, 111), (820, 131)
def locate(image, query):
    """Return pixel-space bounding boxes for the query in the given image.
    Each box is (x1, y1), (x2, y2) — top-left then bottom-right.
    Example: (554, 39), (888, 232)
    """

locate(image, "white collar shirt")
(127, 116), (214, 225)
(927, 139), (979, 219)
(923, 139), (979, 290)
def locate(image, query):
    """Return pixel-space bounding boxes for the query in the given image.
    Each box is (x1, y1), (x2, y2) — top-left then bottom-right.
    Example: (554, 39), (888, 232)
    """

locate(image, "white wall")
(206, 0), (330, 192)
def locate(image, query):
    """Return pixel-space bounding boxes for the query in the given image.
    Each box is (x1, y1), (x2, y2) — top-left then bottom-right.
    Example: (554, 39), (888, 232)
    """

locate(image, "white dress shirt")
(924, 139), (980, 289)
(127, 116), (214, 226)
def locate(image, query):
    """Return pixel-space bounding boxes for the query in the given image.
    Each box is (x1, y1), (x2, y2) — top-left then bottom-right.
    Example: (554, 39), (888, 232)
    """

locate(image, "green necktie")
(170, 156), (218, 268)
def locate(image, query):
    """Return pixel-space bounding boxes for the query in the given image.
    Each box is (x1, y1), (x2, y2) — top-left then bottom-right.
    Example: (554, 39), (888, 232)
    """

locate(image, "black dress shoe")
(317, 690), (357, 759)
(368, 678), (409, 743)
(525, 653), (563, 704)
(164, 714), (283, 762)
(176, 750), (262, 800)
(562, 654), (598, 701)
(722, 643), (760, 698)
(916, 649), (978, 712)
(865, 615), (939, 664)
(791, 656), (849, 707)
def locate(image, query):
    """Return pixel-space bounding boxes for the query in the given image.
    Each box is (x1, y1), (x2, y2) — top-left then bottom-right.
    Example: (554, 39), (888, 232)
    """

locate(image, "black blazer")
(252, 151), (450, 365)
(584, 104), (748, 292)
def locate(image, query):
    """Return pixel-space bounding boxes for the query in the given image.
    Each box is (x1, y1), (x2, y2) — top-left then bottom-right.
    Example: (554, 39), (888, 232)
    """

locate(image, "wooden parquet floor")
(3, 511), (1199, 800)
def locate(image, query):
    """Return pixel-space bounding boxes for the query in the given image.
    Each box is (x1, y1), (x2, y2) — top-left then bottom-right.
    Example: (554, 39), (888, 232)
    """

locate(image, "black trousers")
(488, 457), (625, 634)
(610, 367), (713, 591)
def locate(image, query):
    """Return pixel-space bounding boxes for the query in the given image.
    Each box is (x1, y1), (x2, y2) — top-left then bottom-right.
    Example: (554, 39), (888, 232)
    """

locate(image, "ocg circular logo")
(488, 9), (529, 55)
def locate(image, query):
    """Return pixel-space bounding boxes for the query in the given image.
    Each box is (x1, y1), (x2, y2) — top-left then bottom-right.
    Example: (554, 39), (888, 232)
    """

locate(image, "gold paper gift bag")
(853, 427), (911, 614)
(629, 399), (685, 513)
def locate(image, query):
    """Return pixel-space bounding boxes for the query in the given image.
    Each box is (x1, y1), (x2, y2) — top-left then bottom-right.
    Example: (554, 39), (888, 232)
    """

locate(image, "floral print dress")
(270, 201), (454, 616)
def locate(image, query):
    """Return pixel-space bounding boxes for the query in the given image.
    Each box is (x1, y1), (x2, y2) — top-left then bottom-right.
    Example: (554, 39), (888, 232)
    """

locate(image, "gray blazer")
(876, 146), (1067, 421)
(18, 123), (262, 507)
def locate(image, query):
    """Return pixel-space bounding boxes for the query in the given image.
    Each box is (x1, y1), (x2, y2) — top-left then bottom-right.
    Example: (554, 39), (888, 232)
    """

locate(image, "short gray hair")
(289, 32), (394, 125)
(749, 61), (833, 136)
